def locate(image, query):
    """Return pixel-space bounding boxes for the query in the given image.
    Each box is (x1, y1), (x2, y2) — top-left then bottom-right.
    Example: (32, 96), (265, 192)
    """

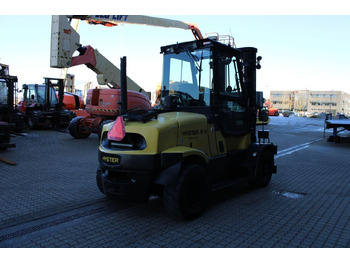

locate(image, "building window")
(311, 93), (338, 98)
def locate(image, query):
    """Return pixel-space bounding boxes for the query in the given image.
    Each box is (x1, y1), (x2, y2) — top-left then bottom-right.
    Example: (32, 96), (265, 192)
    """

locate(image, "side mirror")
(256, 56), (262, 69)
(259, 108), (269, 122)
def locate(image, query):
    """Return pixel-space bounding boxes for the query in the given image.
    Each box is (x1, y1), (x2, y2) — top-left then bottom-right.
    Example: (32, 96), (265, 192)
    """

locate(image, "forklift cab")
(22, 78), (64, 112)
(23, 84), (58, 109)
(160, 39), (259, 139)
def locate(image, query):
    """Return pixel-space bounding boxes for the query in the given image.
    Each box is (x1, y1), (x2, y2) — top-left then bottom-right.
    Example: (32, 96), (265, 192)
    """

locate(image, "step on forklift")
(97, 37), (277, 219)
(18, 78), (75, 129)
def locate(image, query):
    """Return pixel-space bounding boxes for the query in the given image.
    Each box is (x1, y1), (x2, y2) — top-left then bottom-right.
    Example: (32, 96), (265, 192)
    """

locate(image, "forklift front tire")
(28, 113), (38, 130)
(248, 149), (274, 188)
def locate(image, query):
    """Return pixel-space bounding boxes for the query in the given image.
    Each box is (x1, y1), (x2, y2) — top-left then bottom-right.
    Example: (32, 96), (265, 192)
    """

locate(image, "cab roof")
(160, 38), (242, 57)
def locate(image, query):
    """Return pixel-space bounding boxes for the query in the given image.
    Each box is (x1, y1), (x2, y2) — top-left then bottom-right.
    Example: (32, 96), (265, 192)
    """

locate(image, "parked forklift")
(0, 64), (25, 149)
(97, 38), (277, 219)
(17, 78), (75, 129)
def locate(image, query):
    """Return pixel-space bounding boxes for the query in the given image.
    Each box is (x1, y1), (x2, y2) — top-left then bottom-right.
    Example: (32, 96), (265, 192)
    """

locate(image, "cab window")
(162, 47), (213, 107)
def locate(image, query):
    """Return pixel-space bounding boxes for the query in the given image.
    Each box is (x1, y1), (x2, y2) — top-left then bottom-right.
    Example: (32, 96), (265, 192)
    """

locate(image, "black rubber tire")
(249, 150), (274, 188)
(96, 167), (117, 199)
(163, 164), (210, 220)
(28, 112), (38, 130)
(68, 117), (91, 139)
(327, 136), (334, 142)
(334, 136), (340, 143)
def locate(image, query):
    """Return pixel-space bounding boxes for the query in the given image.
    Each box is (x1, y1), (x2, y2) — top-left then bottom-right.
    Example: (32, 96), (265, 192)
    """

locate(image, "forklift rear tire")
(163, 163), (210, 220)
(68, 117), (91, 139)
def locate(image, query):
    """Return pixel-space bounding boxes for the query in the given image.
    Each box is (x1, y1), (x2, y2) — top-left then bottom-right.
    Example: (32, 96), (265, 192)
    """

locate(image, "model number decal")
(102, 156), (120, 164)
(182, 129), (207, 136)
(99, 102), (111, 106)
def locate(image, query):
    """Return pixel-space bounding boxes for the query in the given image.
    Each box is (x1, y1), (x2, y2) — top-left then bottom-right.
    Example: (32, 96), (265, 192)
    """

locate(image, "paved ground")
(0, 116), (349, 249)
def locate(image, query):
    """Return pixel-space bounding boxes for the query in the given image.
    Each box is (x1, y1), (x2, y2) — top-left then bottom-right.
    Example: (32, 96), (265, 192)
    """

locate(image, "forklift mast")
(239, 47), (263, 142)
(0, 64), (21, 148)
(44, 78), (65, 111)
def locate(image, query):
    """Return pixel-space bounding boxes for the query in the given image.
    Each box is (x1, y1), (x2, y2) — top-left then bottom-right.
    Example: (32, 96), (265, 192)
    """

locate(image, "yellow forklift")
(97, 38), (277, 219)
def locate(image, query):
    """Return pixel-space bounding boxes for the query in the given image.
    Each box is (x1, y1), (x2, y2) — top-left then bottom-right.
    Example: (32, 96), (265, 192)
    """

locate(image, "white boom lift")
(50, 15), (203, 96)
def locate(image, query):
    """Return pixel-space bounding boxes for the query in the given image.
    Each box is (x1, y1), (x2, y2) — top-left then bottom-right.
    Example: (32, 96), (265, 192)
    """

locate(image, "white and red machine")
(50, 15), (204, 138)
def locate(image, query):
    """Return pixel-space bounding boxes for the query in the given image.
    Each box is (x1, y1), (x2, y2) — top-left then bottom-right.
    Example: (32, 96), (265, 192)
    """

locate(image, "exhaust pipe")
(120, 56), (127, 115)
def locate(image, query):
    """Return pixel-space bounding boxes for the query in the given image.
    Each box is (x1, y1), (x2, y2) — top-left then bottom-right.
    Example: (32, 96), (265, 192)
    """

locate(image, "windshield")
(36, 86), (46, 104)
(161, 47), (213, 107)
(27, 85), (58, 105)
